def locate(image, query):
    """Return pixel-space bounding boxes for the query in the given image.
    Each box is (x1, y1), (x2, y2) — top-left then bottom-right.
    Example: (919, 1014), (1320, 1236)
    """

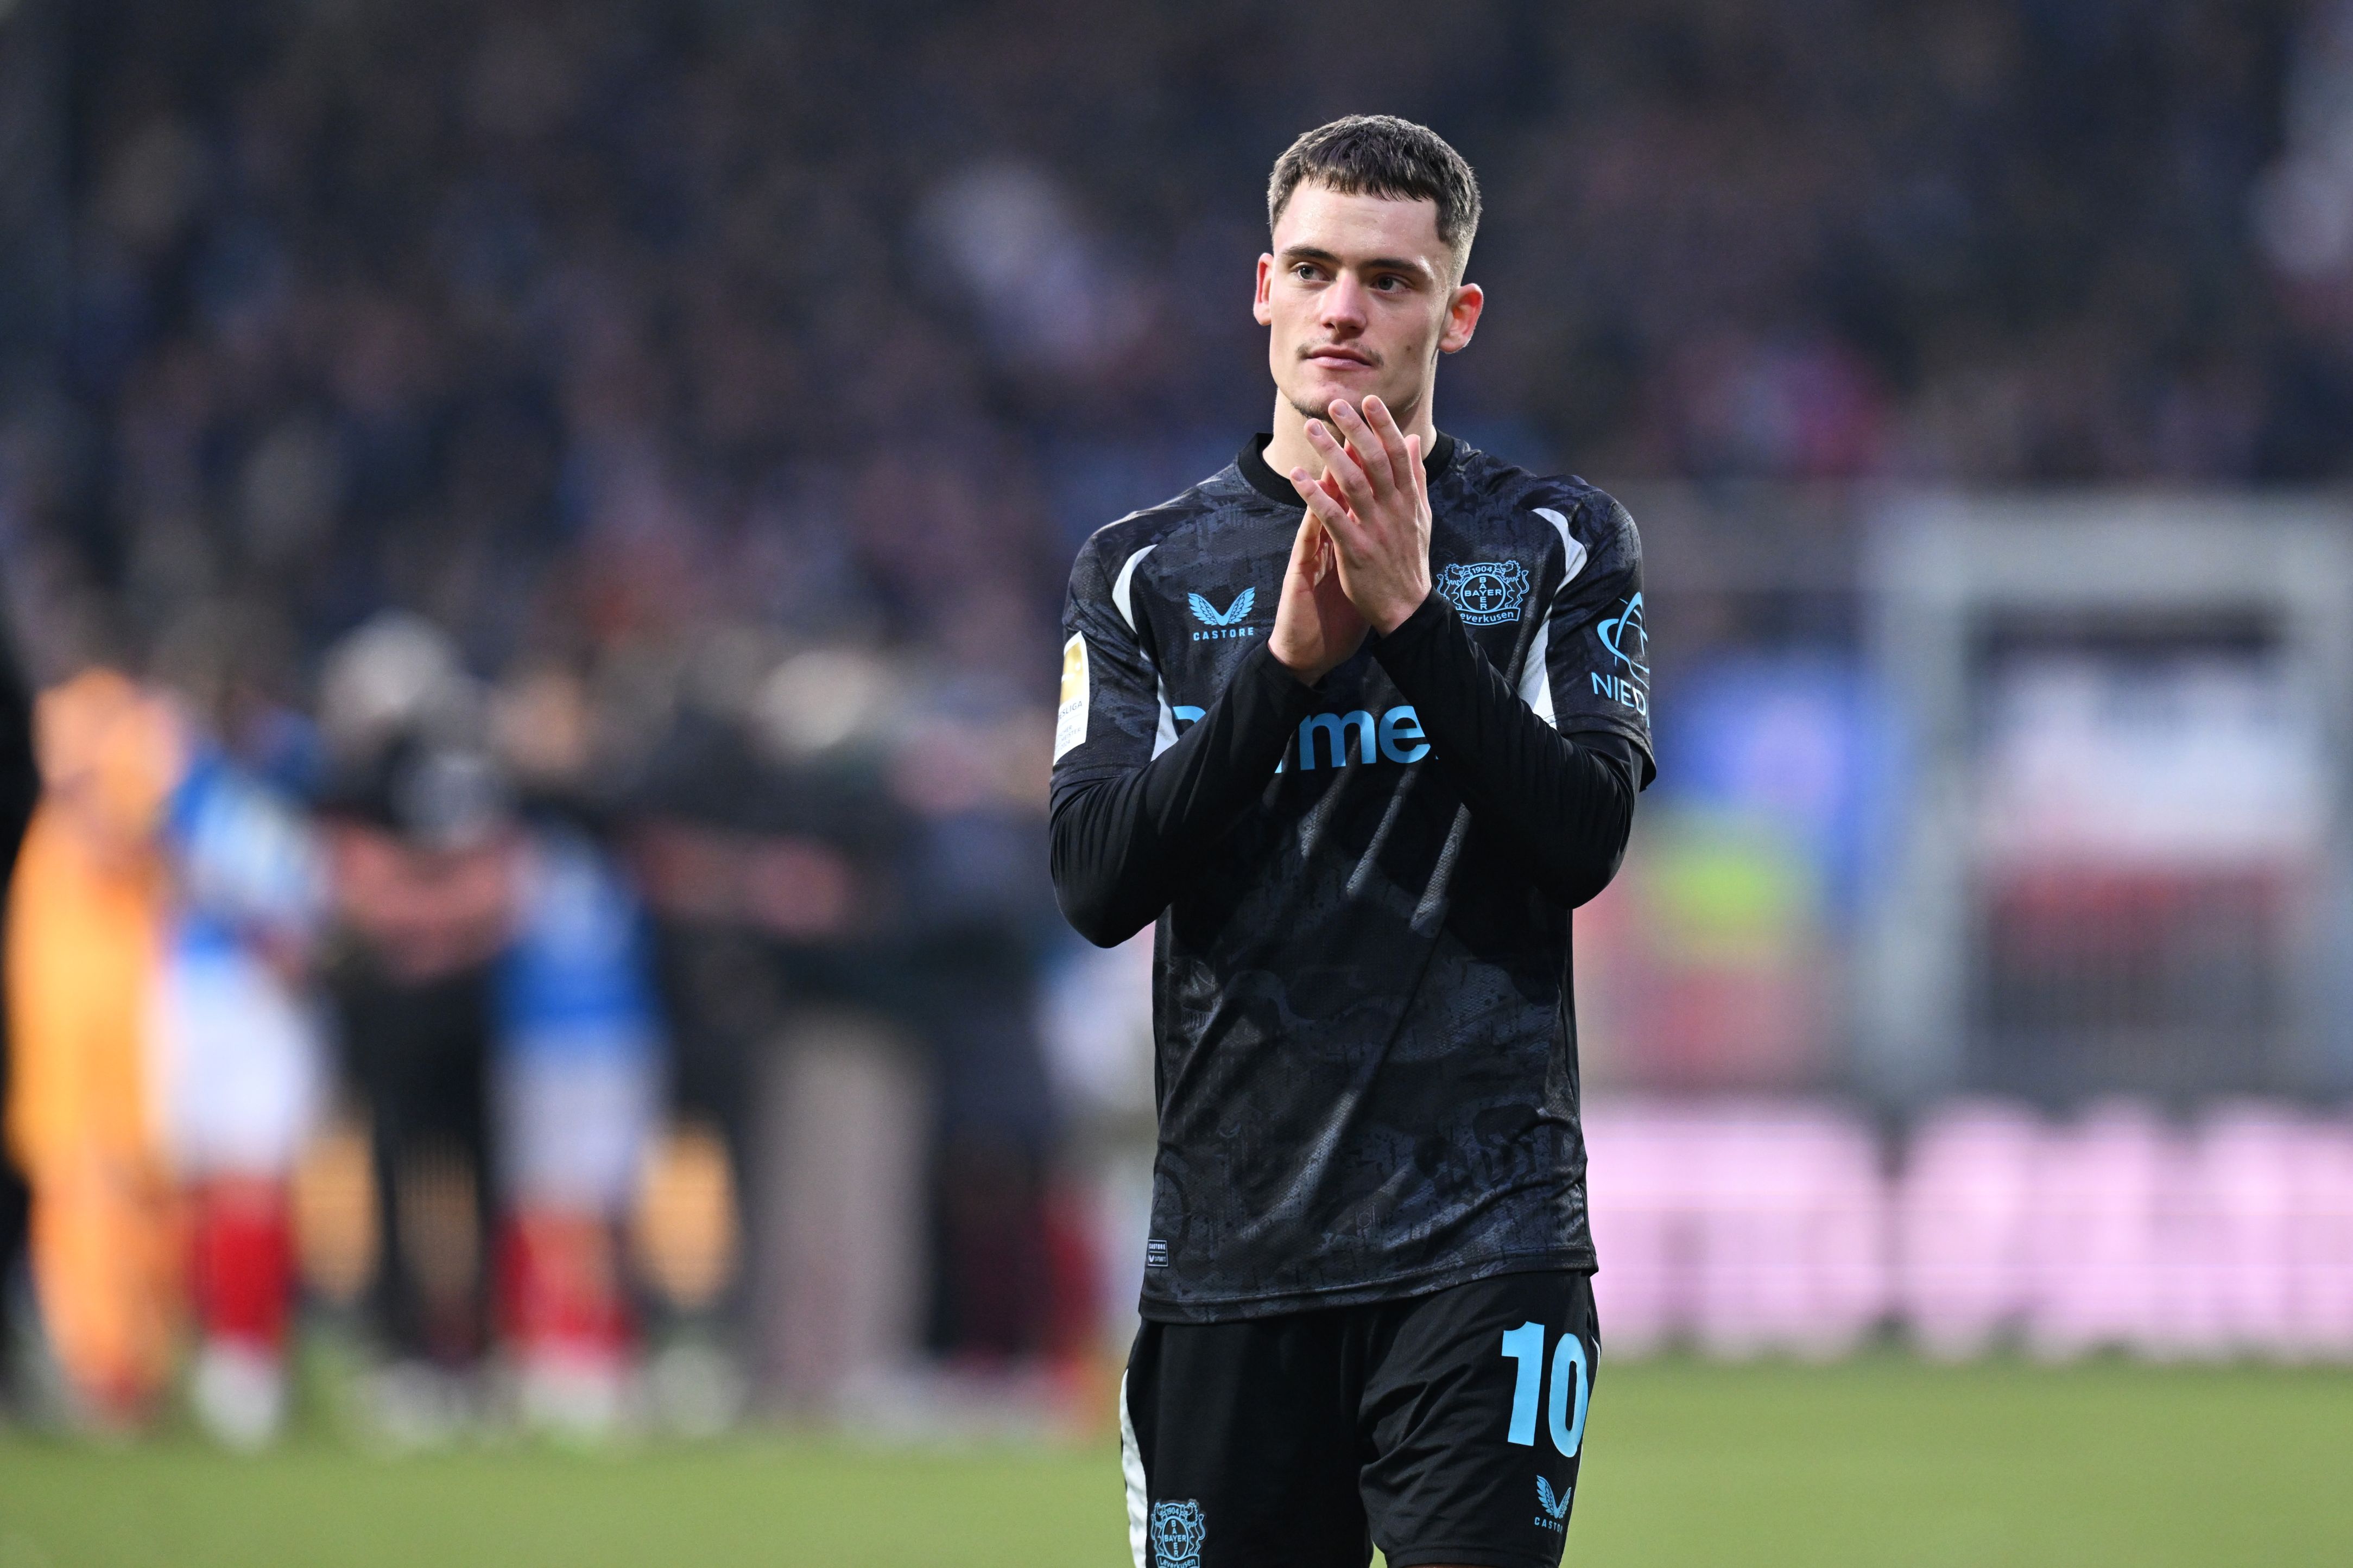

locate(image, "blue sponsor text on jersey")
(1592, 591), (1650, 717)
(1173, 702), (1432, 770)
(1589, 671), (1648, 719)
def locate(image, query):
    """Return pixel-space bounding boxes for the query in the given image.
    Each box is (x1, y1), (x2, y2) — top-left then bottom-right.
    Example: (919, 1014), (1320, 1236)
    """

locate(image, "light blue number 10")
(1500, 1319), (1588, 1457)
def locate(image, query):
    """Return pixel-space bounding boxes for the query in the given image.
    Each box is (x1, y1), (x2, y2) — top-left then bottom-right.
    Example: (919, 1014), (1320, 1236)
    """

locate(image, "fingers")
(1301, 417), (1361, 487)
(1321, 399), (1399, 499)
(1288, 465), (1357, 544)
(1292, 513), (1333, 588)
(1304, 418), (1381, 519)
(1283, 507), (1335, 591)
(1273, 515), (1337, 682)
(1359, 397), (1418, 494)
(1405, 431), (1426, 509)
(1289, 505), (1327, 580)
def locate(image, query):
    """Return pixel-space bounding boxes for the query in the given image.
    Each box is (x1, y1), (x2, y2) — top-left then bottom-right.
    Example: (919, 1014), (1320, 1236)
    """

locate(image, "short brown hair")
(1267, 115), (1482, 269)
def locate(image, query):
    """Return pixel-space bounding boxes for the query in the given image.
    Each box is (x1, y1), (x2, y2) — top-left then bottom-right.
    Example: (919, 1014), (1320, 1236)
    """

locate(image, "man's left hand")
(1288, 396), (1432, 636)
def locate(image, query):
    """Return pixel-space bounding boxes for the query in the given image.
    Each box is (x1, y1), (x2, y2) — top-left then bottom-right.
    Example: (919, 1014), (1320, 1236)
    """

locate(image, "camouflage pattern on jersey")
(1052, 436), (1652, 1321)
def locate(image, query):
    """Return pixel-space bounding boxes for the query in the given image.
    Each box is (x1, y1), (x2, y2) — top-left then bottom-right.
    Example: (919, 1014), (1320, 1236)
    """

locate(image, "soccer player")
(1049, 116), (1653, 1568)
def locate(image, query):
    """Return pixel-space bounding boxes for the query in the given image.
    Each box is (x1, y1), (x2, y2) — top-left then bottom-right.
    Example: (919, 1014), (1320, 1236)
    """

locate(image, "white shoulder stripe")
(1533, 507), (1588, 585)
(1521, 506), (1583, 729)
(1519, 620), (1557, 727)
(1111, 544), (1157, 631)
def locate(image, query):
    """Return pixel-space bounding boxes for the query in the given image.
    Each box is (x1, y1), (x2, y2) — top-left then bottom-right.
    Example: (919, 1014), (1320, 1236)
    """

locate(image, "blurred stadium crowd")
(2, 0), (2351, 1443)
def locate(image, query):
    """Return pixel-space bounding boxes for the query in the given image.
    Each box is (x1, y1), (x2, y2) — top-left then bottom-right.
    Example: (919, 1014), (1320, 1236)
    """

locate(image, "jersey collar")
(1235, 429), (1458, 509)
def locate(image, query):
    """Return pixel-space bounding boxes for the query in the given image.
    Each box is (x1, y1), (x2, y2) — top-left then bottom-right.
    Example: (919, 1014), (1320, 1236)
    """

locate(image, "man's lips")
(1303, 346), (1375, 368)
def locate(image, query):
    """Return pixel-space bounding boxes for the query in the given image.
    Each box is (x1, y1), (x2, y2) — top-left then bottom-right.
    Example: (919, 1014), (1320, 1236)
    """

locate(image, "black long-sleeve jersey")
(1049, 433), (1654, 1322)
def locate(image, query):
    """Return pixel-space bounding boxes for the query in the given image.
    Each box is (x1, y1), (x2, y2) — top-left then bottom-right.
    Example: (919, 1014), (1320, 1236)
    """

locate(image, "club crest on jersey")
(1149, 1500), (1206, 1567)
(1438, 560), (1529, 625)
(1188, 588), (1257, 640)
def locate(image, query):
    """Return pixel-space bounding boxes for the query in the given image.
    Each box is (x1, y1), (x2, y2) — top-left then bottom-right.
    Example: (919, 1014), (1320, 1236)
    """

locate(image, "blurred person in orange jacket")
(3, 667), (181, 1426)
(2, 650), (329, 1439)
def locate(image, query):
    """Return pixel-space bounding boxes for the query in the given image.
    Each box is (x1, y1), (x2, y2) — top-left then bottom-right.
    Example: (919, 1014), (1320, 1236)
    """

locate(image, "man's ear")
(1439, 281), (1484, 354)
(1253, 253), (1275, 326)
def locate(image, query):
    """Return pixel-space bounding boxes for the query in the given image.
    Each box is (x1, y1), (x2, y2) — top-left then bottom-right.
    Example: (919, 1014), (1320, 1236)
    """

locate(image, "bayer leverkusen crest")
(1149, 1500), (1206, 1567)
(1437, 560), (1530, 625)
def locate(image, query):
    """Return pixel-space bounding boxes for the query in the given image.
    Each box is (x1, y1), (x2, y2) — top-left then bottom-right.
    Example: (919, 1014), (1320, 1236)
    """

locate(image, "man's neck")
(1262, 389), (1438, 481)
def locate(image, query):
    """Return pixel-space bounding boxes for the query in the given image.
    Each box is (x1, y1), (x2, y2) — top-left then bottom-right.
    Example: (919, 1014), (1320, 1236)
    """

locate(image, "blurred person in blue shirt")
(153, 737), (332, 1446)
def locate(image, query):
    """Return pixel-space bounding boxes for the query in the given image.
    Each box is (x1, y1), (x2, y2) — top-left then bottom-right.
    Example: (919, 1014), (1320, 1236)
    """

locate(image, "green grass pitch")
(1, 1356), (2345, 1566)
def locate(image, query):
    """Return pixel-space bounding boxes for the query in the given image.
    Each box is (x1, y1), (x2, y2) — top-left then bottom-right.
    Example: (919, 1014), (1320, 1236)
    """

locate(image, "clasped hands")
(1269, 396), (1434, 685)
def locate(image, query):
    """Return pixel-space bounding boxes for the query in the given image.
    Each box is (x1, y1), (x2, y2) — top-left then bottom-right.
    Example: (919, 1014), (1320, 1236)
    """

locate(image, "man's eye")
(1293, 265), (1321, 281)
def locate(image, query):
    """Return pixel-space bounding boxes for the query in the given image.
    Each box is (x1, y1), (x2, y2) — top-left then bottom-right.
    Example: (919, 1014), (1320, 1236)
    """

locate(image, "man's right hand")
(1269, 495), (1368, 685)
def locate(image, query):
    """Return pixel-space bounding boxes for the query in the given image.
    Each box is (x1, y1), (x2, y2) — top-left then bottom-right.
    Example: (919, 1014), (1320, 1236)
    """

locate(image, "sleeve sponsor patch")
(1053, 633), (1090, 761)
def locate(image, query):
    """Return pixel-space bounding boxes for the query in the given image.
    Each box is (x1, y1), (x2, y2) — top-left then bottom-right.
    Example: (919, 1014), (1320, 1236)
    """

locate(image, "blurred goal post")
(1862, 494), (2353, 1108)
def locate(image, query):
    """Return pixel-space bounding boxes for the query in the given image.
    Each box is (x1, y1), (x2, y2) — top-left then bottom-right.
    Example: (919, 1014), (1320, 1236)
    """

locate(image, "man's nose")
(1320, 273), (1369, 333)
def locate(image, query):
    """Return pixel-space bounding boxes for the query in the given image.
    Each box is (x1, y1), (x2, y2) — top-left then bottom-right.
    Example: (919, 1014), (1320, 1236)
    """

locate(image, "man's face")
(1255, 182), (1482, 430)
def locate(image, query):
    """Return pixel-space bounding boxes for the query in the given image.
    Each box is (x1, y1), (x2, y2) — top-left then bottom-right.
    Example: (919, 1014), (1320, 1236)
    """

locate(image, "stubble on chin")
(1287, 386), (1420, 429)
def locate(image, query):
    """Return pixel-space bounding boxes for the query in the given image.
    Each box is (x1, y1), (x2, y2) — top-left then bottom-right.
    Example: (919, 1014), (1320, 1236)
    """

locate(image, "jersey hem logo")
(1149, 1499), (1206, 1567)
(1438, 560), (1529, 625)
(1188, 588), (1257, 640)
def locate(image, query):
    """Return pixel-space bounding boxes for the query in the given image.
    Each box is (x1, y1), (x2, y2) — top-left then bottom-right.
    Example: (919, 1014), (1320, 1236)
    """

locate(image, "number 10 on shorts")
(1500, 1321), (1589, 1456)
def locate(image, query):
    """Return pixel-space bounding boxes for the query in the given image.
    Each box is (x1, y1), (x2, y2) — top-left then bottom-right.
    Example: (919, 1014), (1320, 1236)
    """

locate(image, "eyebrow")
(1280, 245), (1438, 278)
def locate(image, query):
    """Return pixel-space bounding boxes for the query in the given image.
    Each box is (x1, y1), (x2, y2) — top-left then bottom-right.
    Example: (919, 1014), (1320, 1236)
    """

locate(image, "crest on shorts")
(1437, 560), (1530, 625)
(1149, 1499), (1206, 1567)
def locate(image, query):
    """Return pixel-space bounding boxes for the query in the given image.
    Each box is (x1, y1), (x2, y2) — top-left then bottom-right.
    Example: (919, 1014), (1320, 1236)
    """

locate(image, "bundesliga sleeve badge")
(1054, 633), (1090, 761)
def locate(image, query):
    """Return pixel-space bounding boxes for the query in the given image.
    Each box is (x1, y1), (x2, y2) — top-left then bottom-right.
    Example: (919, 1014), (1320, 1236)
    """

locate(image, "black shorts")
(1120, 1269), (1599, 1568)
